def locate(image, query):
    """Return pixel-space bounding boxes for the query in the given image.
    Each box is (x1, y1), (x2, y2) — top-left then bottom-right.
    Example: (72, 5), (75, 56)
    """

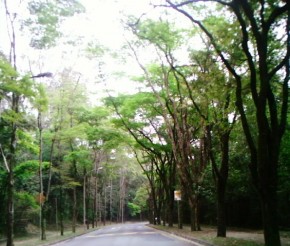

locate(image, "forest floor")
(0, 223), (289, 246)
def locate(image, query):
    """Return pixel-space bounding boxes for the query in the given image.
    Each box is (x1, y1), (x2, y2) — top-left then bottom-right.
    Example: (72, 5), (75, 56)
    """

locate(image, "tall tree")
(105, 92), (177, 226)
(165, 1), (289, 245)
(126, 19), (210, 231)
(1, 1), (38, 244)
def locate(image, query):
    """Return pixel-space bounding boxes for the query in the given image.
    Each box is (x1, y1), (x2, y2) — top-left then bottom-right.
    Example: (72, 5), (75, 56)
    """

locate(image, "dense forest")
(0, 1), (289, 246)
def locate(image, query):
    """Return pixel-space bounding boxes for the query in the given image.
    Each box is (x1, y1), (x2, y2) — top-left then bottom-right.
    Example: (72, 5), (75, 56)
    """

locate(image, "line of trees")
(0, 1), (148, 246)
(103, 1), (289, 246)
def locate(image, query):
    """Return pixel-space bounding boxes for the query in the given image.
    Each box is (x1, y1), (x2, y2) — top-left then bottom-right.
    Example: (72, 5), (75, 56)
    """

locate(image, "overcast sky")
(0, 0), (188, 100)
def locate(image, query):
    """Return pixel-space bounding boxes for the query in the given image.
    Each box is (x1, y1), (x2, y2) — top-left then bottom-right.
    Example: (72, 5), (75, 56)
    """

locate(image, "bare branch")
(0, 144), (10, 173)
(164, 0), (231, 8)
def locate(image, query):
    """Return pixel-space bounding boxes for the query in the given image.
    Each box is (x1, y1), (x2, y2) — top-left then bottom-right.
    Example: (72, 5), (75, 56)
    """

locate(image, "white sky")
(58, 0), (166, 99)
(0, 0), (194, 102)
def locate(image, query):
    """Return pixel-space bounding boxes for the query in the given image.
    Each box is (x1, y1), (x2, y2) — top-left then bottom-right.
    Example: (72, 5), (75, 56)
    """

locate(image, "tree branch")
(266, 4), (289, 31)
(0, 144), (10, 173)
(278, 7), (290, 138)
(231, 2), (259, 106)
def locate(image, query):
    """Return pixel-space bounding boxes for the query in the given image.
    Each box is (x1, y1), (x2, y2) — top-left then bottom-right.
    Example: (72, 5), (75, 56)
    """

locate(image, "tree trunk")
(59, 187), (64, 236)
(178, 200), (183, 229)
(6, 169), (14, 246)
(167, 193), (174, 227)
(92, 177), (97, 228)
(256, 149), (281, 246)
(216, 133), (230, 237)
(6, 108), (17, 246)
(38, 112), (46, 240)
(87, 176), (91, 229)
(148, 194), (155, 224)
(190, 206), (196, 231)
(72, 187), (76, 233)
(216, 180), (227, 237)
(196, 198), (201, 231)
(40, 203), (46, 240)
(261, 194), (281, 246)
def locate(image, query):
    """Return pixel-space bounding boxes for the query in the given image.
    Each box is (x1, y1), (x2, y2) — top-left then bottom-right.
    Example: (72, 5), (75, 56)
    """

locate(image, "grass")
(150, 224), (290, 246)
(0, 224), (100, 246)
(210, 237), (263, 246)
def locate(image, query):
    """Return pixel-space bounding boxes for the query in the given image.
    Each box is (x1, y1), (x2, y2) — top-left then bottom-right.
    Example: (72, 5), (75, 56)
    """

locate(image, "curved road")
(52, 222), (202, 246)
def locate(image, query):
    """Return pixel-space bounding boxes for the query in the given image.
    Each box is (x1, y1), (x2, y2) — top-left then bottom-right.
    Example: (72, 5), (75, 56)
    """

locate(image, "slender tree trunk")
(87, 176), (91, 229)
(6, 97), (18, 246)
(59, 186), (64, 236)
(98, 193), (102, 224)
(6, 167), (14, 246)
(109, 181), (113, 223)
(92, 176), (97, 228)
(72, 187), (76, 233)
(38, 112), (47, 240)
(103, 184), (107, 226)
(5, 2), (18, 242)
(177, 200), (183, 229)
(55, 198), (58, 230)
(40, 203), (46, 240)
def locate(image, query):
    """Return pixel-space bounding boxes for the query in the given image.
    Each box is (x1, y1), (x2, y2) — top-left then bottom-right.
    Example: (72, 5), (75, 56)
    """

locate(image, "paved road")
(52, 222), (202, 246)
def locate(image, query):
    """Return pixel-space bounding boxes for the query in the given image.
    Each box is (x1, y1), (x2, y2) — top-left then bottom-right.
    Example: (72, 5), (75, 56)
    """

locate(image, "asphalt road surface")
(52, 222), (202, 246)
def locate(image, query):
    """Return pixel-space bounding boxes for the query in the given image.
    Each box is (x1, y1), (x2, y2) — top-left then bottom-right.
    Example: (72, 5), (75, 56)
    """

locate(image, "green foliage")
(79, 106), (125, 150)
(0, 59), (18, 79)
(23, 0), (85, 49)
(14, 160), (49, 192)
(17, 130), (39, 155)
(13, 191), (39, 235)
(131, 18), (184, 52)
(86, 41), (109, 59)
(133, 185), (149, 211)
(128, 202), (141, 216)
(33, 83), (48, 112)
(64, 149), (91, 171)
(14, 191), (39, 217)
(14, 160), (39, 177)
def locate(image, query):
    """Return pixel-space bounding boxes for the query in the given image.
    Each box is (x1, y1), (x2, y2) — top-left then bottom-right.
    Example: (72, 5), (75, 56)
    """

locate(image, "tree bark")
(260, 189), (280, 246)
(40, 203), (46, 240)
(216, 180), (227, 237)
(59, 186), (64, 236)
(6, 168), (14, 246)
